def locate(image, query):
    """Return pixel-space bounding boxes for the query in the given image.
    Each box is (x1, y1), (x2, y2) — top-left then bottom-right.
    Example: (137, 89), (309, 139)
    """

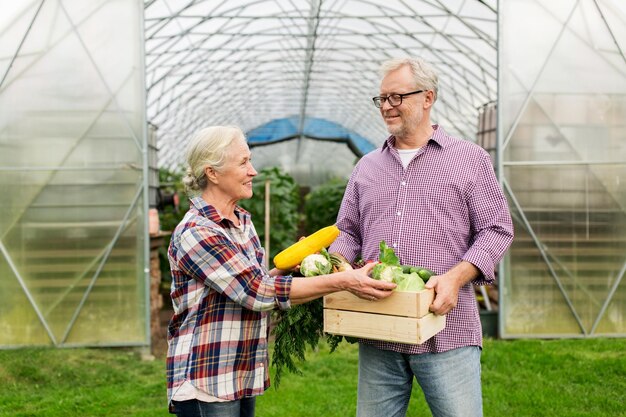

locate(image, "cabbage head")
(300, 253), (332, 277)
(395, 272), (426, 292)
(371, 263), (403, 283)
(372, 241), (428, 292)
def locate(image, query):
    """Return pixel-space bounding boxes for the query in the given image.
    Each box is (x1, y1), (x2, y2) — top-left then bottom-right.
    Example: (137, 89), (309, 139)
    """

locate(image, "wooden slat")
(323, 309), (445, 344)
(323, 290), (434, 318)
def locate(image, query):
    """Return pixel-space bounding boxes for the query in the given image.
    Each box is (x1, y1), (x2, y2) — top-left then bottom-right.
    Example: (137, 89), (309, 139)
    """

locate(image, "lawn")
(0, 338), (624, 417)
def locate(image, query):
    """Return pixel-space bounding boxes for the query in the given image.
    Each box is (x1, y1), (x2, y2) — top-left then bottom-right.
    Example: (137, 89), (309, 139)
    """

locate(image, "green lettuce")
(371, 241), (429, 292)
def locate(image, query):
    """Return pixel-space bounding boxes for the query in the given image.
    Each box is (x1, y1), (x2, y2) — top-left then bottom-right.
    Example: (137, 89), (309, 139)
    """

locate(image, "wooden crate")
(323, 290), (446, 344)
(324, 289), (435, 318)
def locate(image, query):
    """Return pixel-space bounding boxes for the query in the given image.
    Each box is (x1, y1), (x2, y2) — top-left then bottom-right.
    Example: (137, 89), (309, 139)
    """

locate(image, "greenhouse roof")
(144, 0), (498, 180)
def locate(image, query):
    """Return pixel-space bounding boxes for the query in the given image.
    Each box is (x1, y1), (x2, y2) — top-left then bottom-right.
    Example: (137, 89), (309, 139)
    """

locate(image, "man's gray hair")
(380, 57), (439, 102)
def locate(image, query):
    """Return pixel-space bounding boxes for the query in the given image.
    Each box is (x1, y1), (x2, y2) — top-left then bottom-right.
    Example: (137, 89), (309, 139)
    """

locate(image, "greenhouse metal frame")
(0, 0), (624, 348)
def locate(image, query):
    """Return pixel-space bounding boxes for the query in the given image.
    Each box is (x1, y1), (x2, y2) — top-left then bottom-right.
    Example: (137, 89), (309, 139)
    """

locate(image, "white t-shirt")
(397, 147), (420, 169)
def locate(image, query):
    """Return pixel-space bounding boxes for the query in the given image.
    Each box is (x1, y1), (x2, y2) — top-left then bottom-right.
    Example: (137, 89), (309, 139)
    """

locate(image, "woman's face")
(213, 136), (257, 201)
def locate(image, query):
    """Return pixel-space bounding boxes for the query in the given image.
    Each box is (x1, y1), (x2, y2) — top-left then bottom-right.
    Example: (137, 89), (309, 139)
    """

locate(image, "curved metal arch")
(145, 0), (498, 171)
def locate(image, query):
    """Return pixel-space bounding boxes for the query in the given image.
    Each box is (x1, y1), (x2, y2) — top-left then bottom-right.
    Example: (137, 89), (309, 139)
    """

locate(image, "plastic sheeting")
(499, 0), (626, 338)
(0, 0), (148, 347)
(145, 0), (499, 178)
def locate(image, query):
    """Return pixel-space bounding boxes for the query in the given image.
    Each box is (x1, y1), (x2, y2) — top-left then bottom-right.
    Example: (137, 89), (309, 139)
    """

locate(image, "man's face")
(378, 65), (425, 139)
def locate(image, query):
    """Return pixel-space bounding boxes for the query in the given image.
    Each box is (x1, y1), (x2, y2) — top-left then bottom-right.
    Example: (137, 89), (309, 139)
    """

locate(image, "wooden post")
(264, 179), (271, 269)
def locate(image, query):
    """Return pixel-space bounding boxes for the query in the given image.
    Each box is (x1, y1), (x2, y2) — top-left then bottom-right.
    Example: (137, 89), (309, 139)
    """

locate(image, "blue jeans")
(357, 344), (483, 417)
(172, 398), (255, 417)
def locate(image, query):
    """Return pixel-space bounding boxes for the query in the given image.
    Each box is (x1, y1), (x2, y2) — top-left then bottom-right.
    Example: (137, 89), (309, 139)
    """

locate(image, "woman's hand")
(288, 261), (395, 305)
(344, 262), (396, 301)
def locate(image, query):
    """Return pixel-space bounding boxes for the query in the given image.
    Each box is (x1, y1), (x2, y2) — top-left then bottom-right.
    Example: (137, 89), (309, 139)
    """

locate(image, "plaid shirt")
(330, 125), (514, 354)
(166, 197), (292, 402)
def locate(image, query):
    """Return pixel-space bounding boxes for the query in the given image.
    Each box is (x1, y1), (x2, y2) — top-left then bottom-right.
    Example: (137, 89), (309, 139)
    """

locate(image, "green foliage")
(377, 240), (400, 265)
(239, 166), (300, 261)
(157, 167), (189, 233)
(303, 178), (347, 234)
(156, 167), (190, 293)
(270, 299), (345, 387)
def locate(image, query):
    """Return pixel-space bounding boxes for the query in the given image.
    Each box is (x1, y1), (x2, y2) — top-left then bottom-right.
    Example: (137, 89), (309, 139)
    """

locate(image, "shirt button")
(396, 211), (401, 216)
(392, 243), (397, 248)
(401, 181), (406, 186)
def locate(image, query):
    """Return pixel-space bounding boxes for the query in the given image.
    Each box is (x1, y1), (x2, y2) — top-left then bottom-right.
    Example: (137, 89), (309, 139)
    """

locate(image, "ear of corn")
(273, 225), (340, 269)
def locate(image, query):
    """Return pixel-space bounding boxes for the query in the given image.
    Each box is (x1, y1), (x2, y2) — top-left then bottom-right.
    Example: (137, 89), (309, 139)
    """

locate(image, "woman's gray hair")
(182, 125), (245, 195)
(379, 57), (439, 102)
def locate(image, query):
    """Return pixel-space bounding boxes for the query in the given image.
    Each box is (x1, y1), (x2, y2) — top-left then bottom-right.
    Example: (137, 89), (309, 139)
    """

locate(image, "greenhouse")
(0, 0), (625, 349)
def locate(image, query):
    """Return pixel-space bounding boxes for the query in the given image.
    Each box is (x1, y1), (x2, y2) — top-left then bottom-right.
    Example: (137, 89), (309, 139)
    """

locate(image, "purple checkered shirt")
(330, 125), (514, 354)
(166, 197), (292, 403)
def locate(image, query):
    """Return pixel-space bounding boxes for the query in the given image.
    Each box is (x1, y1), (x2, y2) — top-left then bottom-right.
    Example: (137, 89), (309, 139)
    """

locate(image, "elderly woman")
(166, 126), (395, 417)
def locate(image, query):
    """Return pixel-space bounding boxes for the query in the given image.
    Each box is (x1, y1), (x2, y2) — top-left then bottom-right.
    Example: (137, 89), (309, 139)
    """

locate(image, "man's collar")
(381, 124), (451, 151)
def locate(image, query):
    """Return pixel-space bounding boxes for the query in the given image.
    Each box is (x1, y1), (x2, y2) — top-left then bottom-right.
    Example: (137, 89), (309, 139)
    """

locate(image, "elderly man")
(329, 57), (514, 417)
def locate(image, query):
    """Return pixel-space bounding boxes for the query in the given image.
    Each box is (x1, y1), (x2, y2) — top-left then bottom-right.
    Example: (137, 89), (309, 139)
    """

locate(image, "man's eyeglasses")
(372, 90), (425, 108)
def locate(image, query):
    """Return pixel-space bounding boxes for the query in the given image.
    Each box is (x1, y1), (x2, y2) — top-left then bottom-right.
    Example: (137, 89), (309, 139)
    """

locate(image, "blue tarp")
(246, 116), (377, 156)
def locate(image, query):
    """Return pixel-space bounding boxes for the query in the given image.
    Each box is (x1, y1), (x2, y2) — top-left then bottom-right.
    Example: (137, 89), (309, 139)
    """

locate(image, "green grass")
(480, 339), (626, 417)
(0, 339), (624, 417)
(0, 348), (167, 417)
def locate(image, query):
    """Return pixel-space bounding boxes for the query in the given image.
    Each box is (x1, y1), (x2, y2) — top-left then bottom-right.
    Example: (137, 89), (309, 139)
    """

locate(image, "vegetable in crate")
(372, 263), (404, 283)
(402, 265), (436, 282)
(372, 241), (435, 292)
(395, 272), (425, 292)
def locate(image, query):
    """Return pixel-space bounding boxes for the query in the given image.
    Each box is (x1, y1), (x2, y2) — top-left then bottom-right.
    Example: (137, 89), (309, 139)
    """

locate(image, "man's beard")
(386, 117), (407, 138)
(385, 110), (422, 138)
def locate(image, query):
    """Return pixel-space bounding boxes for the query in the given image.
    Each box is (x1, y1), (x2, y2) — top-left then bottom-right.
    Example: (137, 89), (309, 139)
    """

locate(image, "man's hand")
(425, 261), (480, 315)
(424, 273), (461, 315)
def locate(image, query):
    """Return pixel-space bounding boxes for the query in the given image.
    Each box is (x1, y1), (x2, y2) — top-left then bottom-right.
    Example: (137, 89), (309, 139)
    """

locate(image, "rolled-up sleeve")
(177, 226), (293, 311)
(464, 152), (514, 284)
